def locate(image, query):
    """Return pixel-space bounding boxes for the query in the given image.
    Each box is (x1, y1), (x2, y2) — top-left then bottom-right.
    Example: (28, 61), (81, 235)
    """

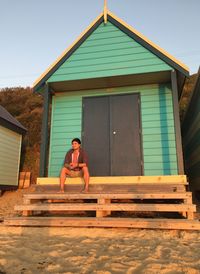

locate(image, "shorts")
(69, 170), (83, 178)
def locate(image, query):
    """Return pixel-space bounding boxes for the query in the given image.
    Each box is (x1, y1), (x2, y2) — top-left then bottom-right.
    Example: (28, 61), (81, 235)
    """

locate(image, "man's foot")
(59, 189), (65, 193)
(81, 188), (89, 193)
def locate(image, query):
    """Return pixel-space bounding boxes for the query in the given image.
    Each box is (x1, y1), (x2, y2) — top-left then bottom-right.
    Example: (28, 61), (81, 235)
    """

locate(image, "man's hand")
(69, 162), (78, 169)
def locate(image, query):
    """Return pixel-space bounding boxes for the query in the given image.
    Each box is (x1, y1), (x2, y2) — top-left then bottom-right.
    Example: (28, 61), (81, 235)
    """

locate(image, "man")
(60, 138), (90, 193)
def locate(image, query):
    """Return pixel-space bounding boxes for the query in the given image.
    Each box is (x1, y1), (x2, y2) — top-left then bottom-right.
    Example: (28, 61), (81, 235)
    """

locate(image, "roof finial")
(104, 0), (108, 24)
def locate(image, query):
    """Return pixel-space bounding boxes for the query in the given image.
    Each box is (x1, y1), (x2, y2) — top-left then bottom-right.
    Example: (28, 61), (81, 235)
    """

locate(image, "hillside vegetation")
(0, 87), (43, 183)
(0, 73), (197, 182)
(180, 73), (198, 121)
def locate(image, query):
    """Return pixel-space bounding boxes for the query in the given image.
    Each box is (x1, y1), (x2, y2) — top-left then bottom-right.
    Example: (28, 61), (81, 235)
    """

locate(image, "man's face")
(72, 141), (80, 150)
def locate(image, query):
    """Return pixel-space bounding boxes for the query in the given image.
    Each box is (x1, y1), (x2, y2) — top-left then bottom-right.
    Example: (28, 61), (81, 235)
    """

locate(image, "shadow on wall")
(159, 85), (176, 175)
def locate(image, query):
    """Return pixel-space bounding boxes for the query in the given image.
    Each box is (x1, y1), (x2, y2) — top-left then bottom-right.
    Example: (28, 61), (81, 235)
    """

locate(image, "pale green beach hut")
(0, 106), (26, 191)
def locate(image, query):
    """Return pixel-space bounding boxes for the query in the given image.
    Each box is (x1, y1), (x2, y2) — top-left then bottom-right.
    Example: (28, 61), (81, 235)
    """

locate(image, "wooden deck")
(3, 176), (200, 230)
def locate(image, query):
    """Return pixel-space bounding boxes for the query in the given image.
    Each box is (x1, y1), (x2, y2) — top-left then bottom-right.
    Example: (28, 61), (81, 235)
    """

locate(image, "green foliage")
(0, 87), (44, 182)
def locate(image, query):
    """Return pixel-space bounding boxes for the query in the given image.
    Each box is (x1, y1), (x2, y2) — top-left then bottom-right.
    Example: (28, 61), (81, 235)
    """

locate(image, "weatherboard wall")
(48, 84), (178, 177)
(0, 125), (22, 186)
(47, 22), (171, 83)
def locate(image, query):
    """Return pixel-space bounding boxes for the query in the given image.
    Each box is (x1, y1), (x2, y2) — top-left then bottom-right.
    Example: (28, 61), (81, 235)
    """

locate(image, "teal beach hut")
(33, 10), (189, 178)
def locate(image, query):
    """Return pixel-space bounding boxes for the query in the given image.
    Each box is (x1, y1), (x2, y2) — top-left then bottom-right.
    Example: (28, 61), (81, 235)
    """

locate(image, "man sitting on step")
(60, 138), (90, 193)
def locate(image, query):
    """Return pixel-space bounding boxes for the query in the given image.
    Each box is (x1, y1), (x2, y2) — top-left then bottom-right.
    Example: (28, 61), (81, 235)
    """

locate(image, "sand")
(0, 189), (200, 274)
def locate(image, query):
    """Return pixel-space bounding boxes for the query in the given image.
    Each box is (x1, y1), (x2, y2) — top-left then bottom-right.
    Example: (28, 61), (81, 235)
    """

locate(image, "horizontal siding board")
(142, 119), (174, 128)
(47, 22), (171, 83)
(142, 113), (174, 122)
(52, 119), (81, 127)
(144, 169), (178, 176)
(0, 132), (20, 146)
(52, 125), (81, 132)
(143, 127), (175, 135)
(144, 147), (177, 156)
(48, 84), (177, 176)
(141, 100), (172, 109)
(144, 155), (177, 162)
(53, 115), (81, 122)
(143, 133), (175, 142)
(141, 94), (171, 103)
(142, 108), (173, 116)
(145, 162), (177, 170)
(143, 141), (176, 149)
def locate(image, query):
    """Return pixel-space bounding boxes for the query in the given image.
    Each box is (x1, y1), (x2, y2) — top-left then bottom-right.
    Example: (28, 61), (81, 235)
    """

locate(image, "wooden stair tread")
(15, 203), (196, 212)
(23, 192), (192, 200)
(37, 175), (188, 185)
(35, 184), (187, 194)
(3, 217), (200, 230)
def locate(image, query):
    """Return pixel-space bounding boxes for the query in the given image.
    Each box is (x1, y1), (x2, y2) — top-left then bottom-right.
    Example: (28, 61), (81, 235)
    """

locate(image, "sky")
(0, 0), (200, 89)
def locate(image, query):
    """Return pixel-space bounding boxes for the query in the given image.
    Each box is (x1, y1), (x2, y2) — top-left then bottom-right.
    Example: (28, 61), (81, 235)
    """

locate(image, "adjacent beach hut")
(33, 10), (189, 178)
(182, 67), (200, 192)
(0, 106), (26, 190)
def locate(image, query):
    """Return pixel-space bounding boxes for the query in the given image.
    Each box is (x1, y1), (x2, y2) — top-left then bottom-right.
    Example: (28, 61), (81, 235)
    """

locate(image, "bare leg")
(59, 167), (71, 192)
(81, 166), (90, 192)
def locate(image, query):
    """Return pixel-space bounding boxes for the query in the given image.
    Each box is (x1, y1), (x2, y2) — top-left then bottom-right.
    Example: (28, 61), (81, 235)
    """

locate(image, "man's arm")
(63, 150), (72, 168)
(78, 150), (88, 167)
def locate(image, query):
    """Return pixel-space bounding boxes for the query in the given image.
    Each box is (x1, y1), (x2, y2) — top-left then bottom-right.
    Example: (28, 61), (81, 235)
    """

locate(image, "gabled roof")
(0, 105), (27, 135)
(33, 10), (189, 92)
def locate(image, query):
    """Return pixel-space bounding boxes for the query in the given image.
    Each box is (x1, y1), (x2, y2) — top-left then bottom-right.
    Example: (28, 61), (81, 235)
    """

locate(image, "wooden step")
(23, 192), (192, 200)
(35, 184), (187, 193)
(3, 217), (200, 230)
(37, 175), (188, 185)
(15, 203), (196, 212)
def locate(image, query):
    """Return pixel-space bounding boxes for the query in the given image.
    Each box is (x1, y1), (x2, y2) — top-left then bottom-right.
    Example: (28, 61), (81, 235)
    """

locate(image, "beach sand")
(0, 188), (200, 274)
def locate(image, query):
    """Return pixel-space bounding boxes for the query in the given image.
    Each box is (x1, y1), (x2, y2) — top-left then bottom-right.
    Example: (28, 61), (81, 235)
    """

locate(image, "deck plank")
(3, 217), (200, 230)
(23, 192), (192, 200)
(14, 203), (196, 212)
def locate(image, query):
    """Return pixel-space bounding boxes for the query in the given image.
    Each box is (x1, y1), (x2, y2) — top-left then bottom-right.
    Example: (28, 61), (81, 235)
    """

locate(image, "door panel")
(110, 94), (142, 175)
(82, 93), (142, 176)
(83, 96), (110, 176)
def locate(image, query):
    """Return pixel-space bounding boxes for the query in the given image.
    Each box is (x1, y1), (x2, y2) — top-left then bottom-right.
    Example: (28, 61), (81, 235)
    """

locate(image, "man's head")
(71, 138), (81, 150)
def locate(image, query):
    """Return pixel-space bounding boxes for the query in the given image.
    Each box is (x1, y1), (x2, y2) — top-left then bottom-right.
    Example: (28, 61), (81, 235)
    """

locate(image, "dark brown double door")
(82, 93), (142, 176)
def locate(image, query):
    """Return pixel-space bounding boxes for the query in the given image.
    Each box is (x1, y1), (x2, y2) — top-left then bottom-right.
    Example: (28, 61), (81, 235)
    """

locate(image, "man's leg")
(82, 166), (90, 192)
(60, 167), (71, 192)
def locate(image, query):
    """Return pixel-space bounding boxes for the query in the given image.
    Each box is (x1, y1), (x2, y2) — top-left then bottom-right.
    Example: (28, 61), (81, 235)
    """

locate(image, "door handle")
(113, 131), (116, 135)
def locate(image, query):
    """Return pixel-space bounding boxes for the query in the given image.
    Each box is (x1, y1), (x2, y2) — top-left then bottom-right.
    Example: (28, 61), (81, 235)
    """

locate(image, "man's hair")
(72, 138), (81, 144)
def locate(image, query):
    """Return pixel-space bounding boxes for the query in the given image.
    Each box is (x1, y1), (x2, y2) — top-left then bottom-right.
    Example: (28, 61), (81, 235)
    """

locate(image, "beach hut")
(33, 9), (189, 178)
(0, 105), (26, 191)
(182, 67), (200, 193)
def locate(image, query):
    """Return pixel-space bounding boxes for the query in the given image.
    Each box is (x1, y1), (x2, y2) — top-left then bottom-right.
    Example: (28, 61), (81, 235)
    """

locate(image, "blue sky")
(0, 0), (199, 88)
